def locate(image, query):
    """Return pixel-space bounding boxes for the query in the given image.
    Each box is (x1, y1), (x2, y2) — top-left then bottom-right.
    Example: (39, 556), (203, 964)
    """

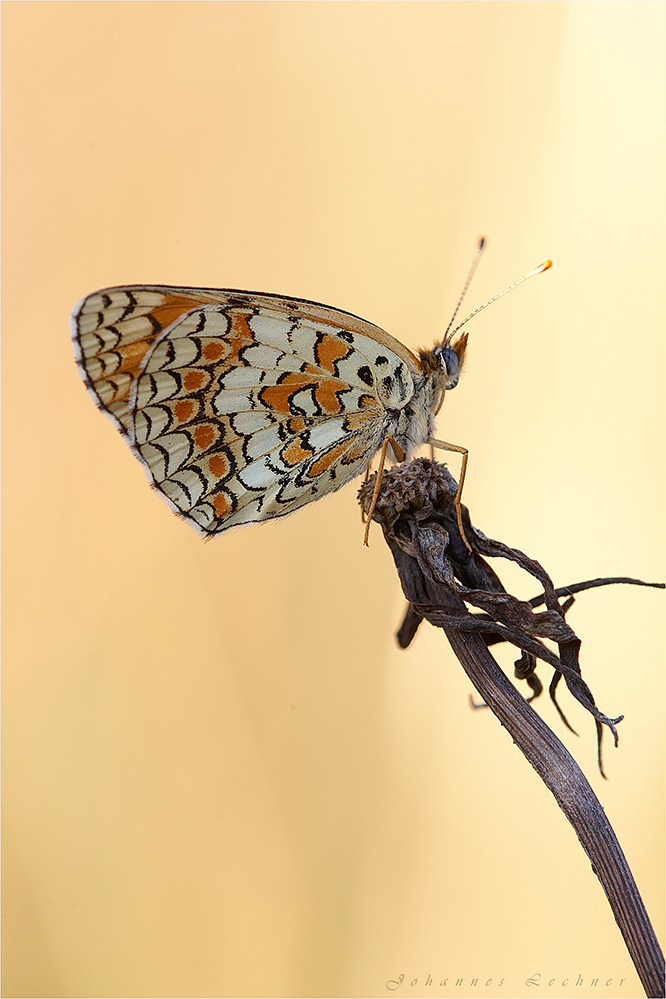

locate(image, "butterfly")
(70, 244), (549, 539)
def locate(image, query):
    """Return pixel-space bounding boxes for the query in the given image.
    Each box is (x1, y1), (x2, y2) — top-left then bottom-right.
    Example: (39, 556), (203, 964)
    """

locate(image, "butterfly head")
(436, 332), (468, 391)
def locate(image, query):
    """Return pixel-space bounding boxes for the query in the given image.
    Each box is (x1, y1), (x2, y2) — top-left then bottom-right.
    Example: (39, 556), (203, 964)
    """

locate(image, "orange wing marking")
(282, 438), (316, 466)
(309, 439), (359, 477)
(208, 454), (231, 479)
(151, 294), (215, 332)
(193, 425), (217, 449)
(173, 400), (198, 424)
(213, 493), (233, 517)
(260, 372), (347, 417)
(314, 333), (352, 374)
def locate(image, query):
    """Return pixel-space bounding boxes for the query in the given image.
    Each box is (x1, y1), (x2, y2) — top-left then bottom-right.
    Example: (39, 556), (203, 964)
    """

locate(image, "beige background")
(2, 3), (664, 998)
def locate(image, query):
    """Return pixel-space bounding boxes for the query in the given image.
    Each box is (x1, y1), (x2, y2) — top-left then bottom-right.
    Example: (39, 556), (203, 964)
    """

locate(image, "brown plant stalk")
(358, 458), (665, 999)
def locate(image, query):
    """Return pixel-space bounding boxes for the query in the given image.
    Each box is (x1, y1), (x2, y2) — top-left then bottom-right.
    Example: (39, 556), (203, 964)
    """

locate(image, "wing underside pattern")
(71, 285), (419, 533)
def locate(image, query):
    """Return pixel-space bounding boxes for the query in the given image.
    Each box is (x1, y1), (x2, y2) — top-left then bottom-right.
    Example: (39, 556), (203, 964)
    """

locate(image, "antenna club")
(478, 236), (486, 250)
(446, 254), (552, 341)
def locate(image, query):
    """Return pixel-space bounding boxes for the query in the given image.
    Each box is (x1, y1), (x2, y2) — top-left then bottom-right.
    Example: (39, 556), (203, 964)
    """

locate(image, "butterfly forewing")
(71, 285), (424, 534)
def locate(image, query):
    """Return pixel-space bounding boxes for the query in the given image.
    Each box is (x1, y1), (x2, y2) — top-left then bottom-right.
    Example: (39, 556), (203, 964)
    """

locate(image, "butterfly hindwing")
(71, 285), (421, 534)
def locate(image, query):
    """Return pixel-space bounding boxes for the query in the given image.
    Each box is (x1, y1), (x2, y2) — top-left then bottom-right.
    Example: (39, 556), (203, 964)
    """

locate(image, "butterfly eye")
(439, 346), (461, 389)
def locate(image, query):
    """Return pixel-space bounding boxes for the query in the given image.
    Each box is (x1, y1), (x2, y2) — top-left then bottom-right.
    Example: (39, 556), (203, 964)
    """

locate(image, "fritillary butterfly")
(70, 247), (549, 537)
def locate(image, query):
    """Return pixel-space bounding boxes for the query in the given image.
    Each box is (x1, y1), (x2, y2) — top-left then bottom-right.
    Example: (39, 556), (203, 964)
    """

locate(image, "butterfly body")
(71, 285), (467, 535)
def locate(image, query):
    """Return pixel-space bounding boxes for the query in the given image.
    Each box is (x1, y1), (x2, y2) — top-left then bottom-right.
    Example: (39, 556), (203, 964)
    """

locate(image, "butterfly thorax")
(390, 333), (467, 458)
(391, 356), (445, 459)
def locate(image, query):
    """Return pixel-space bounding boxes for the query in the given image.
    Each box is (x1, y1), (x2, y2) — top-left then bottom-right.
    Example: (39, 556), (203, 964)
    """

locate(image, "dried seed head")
(358, 457), (458, 530)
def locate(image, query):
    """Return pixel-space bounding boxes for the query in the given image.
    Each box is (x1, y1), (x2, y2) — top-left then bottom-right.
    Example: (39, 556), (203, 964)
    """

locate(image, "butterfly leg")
(360, 464), (373, 523)
(363, 435), (404, 546)
(360, 484), (370, 526)
(428, 437), (471, 552)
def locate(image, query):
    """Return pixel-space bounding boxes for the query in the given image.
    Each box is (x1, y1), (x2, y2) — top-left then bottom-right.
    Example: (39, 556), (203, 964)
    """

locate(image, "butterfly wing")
(71, 285), (421, 534)
(71, 287), (231, 434)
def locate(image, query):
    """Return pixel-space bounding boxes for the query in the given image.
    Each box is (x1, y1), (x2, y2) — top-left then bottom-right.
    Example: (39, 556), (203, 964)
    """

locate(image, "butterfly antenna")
(442, 236), (487, 343)
(445, 258), (552, 345)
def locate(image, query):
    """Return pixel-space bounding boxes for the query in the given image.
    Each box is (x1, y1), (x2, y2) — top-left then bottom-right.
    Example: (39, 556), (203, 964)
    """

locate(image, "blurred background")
(2, 3), (663, 997)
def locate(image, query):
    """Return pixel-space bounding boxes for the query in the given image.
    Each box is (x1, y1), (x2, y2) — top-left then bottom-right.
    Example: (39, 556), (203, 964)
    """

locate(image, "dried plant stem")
(359, 459), (664, 999)
(440, 597), (664, 999)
